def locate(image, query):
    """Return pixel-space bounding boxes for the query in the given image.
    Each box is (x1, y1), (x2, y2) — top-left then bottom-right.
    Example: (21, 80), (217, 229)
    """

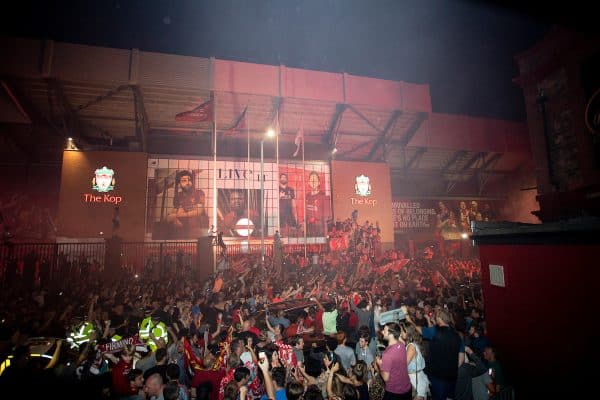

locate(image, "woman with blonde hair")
(400, 322), (430, 400)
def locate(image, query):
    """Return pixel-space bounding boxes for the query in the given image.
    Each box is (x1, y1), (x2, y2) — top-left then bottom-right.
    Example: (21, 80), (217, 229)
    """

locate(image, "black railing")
(0, 240), (328, 287)
(120, 241), (198, 277)
(0, 241), (105, 288)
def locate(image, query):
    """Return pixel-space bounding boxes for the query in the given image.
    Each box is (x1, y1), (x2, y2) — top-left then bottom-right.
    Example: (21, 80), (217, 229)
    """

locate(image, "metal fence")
(120, 241), (198, 276)
(0, 241), (105, 287)
(223, 242), (326, 257)
(1, 240), (328, 286)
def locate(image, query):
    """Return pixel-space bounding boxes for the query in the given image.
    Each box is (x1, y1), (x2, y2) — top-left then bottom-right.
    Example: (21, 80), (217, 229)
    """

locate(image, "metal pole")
(260, 139), (265, 262)
(211, 91), (217, 273)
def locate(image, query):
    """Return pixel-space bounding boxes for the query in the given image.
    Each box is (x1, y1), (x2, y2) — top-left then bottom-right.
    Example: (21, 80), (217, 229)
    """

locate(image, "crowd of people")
(0, 212), (507, 400)
(0, 191), (57, 242)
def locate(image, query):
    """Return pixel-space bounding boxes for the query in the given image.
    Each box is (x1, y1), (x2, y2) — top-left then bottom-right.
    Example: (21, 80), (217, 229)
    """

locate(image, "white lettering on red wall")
(350, 196), (377, 206)
(83, 193), (123, 204)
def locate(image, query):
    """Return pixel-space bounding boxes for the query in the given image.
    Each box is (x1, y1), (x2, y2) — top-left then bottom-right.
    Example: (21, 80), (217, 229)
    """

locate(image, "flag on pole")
(273, 109), (281, 137)
(271, 108), (280, 136)
(182, 337), (204, 372)
(223, 106), (248, 135)
(293, 119), (304, 157)
(175, 99), (213, 122)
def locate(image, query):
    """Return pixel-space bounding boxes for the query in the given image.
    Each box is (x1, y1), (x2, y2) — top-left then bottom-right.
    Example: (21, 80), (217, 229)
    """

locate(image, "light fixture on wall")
(66, 137), (78, 151)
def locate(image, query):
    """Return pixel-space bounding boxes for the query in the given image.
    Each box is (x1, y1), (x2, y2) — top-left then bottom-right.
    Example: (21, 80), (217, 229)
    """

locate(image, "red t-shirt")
(191, 369), (226, 400)
(285, 323), (300, 337)
(111, 359), (136, 396)
(304, 316), (313, 329)
(348, 311), (359, 330)
(314, 309), (324, 333)
(248, 326), (261, 337)
(231, 308), (241, 325)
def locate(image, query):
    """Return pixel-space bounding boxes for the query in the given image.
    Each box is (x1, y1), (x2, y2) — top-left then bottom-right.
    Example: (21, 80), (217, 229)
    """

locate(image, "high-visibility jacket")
(139, 316), (168, 351)
(66, 321), (95, 349)
(111, 334), (123, 342)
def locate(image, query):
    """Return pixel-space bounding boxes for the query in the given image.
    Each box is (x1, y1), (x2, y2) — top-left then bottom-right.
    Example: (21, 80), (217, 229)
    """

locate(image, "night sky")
(3, 0), (581, 121)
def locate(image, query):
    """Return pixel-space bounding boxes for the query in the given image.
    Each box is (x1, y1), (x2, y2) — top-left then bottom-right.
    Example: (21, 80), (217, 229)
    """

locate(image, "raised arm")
(404, 310), (423, 335)
(313, 297), (324, 312)
(244, 336), (257, 363)
(167, 326), (178, 345)
(86, 295), (97, 322)
(298, 364), (316, 386)
(257, 356), (275, 400)
(326, 361), (340, 398)
(265, 312), (276, 334)
(44, 339), (63, 369)
(102, 320), (112, 339)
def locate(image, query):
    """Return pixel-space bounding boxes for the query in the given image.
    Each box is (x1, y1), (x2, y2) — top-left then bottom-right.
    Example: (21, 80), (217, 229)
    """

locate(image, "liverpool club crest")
(354, 174), (371, 197)
(92, 166), (115, 193)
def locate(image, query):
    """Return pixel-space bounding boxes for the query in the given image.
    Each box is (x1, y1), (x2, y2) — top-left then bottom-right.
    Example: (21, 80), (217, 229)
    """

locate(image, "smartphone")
(488, 368), (493, 376)
(258, 351), (266, 360)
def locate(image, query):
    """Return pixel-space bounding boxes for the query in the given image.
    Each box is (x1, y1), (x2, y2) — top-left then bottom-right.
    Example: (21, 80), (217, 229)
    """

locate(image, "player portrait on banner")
(278, 172), (299, 236)
(217, 189), (261, 238)
(305, 170), (330, 237)
(149, 169), (209, 239)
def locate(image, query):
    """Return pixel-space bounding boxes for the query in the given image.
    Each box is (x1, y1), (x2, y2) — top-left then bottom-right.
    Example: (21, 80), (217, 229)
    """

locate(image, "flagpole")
(302, 117), (307, 260)
(212, 92), (217, 269)
(276, 109), (280, 237)
(260, 138), (264, 263)
(247, 105), (250, 244)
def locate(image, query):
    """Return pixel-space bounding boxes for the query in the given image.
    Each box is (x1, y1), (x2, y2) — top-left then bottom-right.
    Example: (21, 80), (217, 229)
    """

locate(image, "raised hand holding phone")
(257, 352), (269, 371)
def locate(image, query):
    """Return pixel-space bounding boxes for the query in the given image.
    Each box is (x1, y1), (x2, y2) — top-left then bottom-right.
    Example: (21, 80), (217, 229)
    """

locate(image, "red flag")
(175, 99), (213, 122)
(274, 340), (298, 367)
(223, 106), (247, 135)
(293, 119), (304, 157)
(329, 236), (348, 251)
(182, 337), (204, 372)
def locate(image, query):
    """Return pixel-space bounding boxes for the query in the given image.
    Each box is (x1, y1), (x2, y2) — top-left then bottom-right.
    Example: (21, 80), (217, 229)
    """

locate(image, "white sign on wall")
(489, 264), (506, 287)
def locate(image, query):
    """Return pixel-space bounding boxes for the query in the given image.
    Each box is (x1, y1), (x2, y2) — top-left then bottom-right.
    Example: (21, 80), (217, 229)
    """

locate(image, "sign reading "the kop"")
(83, 193), (123, 204)
(82, 165), (124, 204)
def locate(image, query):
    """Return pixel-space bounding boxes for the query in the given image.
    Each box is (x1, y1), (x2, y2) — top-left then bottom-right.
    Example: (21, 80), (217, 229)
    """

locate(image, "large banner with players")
(146, 159), (276, 240)
(146, 157), (331, 242)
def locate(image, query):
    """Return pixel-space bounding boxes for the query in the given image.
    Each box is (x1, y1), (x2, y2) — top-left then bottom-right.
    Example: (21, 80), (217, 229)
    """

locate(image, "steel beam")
(367, 110), (402, 160)
(131, 85), (149, 152)
(405, 147), (427, 169)
(323, 103), (347, 147)
(399, 112), (428, 146)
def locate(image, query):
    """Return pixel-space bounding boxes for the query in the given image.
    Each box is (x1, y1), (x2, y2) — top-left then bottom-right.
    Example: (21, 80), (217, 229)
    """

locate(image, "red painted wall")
(478, 242), (599, 397)
(57, 151), (148, 241)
